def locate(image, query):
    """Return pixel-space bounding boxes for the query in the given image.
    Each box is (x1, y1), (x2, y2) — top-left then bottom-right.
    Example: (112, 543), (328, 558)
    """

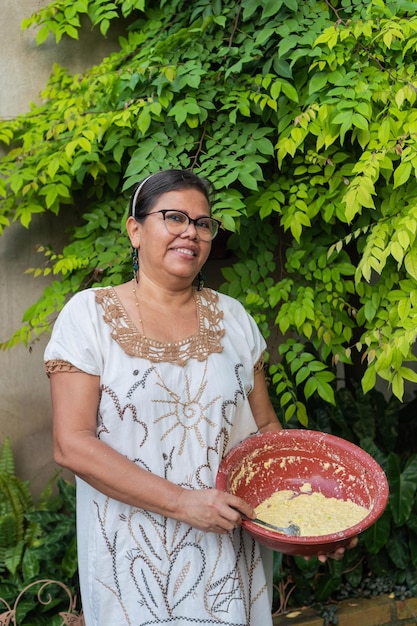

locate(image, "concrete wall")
(0, 0), (121, 494)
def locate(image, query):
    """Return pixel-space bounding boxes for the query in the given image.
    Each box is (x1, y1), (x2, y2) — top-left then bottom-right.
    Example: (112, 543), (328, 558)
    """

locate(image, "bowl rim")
(216, 429), (389, 548)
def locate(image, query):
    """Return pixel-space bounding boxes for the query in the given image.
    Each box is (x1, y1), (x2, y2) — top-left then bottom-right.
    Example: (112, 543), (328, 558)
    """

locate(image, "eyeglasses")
(144, 209), (221, 241)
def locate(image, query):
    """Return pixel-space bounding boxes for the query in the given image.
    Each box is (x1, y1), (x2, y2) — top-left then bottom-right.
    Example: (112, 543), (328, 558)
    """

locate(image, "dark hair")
(129, 169), (213, 220)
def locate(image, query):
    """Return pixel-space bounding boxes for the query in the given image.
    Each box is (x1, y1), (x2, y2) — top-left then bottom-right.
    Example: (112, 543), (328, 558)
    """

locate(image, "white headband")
(131, 174), (155, 218)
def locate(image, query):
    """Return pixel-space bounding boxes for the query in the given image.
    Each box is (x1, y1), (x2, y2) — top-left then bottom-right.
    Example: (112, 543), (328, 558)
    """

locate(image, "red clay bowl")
(216, 429), (389, 556)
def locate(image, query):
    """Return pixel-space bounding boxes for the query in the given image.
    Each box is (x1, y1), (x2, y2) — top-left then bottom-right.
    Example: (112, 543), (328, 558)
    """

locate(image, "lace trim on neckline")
(95, 287), (225, 366)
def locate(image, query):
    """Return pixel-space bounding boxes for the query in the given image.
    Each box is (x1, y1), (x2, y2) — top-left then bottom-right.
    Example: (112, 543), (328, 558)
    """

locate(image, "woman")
(44, 169), (336, 625)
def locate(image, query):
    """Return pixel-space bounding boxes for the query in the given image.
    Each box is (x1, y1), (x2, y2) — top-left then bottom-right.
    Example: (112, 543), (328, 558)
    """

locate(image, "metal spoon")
(251, 517), (301, 536)
(238, 511), (301, 536)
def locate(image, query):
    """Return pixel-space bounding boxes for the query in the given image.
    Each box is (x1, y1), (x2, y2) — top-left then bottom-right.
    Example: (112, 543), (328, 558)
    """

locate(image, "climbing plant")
(1, 0), (417, 422)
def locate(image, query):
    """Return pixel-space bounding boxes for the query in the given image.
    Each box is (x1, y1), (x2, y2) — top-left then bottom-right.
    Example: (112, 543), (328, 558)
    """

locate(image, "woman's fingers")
(316, 536), (359, 563)
(177, 489), (255, 533)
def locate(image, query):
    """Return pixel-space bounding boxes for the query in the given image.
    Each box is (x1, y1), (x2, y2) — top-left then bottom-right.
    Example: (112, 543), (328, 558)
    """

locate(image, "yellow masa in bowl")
(255, 482), (369, 537)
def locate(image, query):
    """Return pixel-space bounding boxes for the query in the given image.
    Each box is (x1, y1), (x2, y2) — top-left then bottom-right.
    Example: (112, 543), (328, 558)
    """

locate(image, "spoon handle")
(234, 509), (301, 536)
(251, 517), (301, 536)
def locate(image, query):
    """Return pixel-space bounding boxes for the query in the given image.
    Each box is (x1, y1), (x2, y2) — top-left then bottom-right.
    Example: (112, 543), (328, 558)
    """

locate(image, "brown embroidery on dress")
(100, 385), (149, 450)
(174, 560), (191, 597)
(94, 287), (225, 366)
(151, 362), (221, 455)
(44, 359), (84, 376)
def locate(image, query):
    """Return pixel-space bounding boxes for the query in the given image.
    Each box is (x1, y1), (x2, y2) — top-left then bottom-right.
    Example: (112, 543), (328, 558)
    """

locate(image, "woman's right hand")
(177, 488), (254, 534)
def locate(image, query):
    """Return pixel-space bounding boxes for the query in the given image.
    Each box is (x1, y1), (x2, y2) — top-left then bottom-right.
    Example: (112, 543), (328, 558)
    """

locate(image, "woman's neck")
(133, 273), (196, 309)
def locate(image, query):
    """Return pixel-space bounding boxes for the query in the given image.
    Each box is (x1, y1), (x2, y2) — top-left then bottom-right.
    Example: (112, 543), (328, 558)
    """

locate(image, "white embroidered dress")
(44, 286), (273, 626)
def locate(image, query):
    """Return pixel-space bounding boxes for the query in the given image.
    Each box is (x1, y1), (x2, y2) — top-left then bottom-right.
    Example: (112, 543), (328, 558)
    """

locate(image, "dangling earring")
(197, 271), (206, 291)
(132, 248), (139, 282)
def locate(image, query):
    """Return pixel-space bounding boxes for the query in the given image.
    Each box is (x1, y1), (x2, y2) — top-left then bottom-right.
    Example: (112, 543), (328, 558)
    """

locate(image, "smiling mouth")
(174, 247), (197, 257)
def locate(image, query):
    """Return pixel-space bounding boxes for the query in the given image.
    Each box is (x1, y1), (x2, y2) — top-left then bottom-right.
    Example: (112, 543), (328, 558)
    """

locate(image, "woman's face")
(127, 188), (212, 288)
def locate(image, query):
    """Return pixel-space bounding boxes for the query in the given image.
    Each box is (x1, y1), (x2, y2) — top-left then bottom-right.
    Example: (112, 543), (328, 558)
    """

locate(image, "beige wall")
(0, 0), (121, 493)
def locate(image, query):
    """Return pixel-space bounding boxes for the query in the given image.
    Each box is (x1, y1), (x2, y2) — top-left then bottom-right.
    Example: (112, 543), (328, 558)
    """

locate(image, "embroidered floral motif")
(95, 286), (225, 366)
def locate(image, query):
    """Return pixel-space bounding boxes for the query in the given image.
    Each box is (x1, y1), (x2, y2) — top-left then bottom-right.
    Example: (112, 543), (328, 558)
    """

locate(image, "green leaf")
(242, 0), (261, 19)
(363, 509), (391, 553)
(280, 391), (292, 407)
(387, 527), (410, 569)
(315, 564), (343, 601)
(261, 0), (283, 19)
(332, 110), (353, 126)
(281, 82), (298, 103)
(284, 0), (298, 10)
(352, 113), (369, 130)
(304, 377), (317, 400)
(404, 249), (417, 280)
(393, 161), (412, 188)
(295, 401), (308, 427)
(398, 366), (417, 383)
(22, 548), (40, 579)
(4, 541), (24, 575)
(255, 27), (275, 46)
(387, 452), (417, 525)
(362, 366), (376, 394)
(61, 534), (78, 577)
(315, 375), (336, 405)
(309, 72), (328, 95)
(36, 24), (51, 45)
(0, 437), (15, 475)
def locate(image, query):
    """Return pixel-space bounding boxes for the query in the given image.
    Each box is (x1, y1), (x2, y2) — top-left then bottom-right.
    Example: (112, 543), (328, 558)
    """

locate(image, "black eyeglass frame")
(143, 209), (221, 240)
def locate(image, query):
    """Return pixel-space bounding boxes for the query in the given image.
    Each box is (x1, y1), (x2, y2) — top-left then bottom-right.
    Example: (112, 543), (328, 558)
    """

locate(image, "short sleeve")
(44, 289), (105, 376)
(243, 307), (267, 367)
(216, 291), (266, 366)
